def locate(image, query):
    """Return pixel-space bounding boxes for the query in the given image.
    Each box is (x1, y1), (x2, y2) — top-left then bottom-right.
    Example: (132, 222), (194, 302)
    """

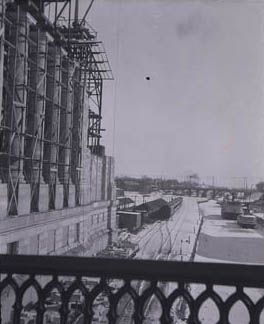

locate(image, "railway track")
(117, 202), (188, 323)
(136, 222), (162, 256)
(143, 201), (197, 323)
(83, 199), (199, 323)
(71, 199), (201, 324)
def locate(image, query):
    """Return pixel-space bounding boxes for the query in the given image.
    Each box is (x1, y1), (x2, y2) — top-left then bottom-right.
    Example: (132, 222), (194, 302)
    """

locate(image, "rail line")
(93, 199), (199, 323)
(117, 201), (187, 323)
(158, 200), (187, 259)
(136, 222), (162, 256)
(143, 201), (196, 322)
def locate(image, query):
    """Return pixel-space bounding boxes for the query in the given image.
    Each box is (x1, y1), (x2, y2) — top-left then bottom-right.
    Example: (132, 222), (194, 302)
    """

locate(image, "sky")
(79, 0), (264, 186)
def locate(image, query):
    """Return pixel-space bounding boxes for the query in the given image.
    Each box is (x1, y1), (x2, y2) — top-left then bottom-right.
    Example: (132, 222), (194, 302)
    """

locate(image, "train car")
(169, 197), (183, 214)
(135, 197), (183, 223)
(221, 200), (243, 220)
(135, 198), (171, 222)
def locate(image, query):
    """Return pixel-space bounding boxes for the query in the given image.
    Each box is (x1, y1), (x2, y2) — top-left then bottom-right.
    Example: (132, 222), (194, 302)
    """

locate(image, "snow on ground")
(192, 200), (264, 324)
(194, 254), (259, 264)
(121, 198), (264, 323)
(255, 213), (264, 219)
(195, 200), (264, 264)
(129, 197), (201, 261)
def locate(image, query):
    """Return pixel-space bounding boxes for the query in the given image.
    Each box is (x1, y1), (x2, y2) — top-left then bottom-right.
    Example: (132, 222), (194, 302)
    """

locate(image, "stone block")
(0, 244), (7, 254)
(0, 184), (8, 219)
(17, 183), (31, 215)
(39, 232), (47, 255)
(30, 235), (40, 255)
(68, 184), (76, 208)
(19, 238), (29, 254)
(111, 183), (116, 201)
(38, 184), (49, 212)
(55, 184), (64, 210)
(97, 158), (103, 201)
(55, 229), (62, 249)
(68, 225), (75, 245)
(83, 179), (89, 205)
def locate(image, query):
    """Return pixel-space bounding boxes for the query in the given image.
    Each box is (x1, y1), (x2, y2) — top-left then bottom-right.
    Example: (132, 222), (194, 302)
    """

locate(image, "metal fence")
(0, 254), (264, 323)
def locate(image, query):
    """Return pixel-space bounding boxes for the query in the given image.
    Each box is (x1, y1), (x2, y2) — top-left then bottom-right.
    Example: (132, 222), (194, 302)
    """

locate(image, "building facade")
(0, 0), (117, 257)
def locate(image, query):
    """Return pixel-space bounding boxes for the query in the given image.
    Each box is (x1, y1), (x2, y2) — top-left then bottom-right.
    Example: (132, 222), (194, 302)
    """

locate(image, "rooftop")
(135, 198), (169, 213)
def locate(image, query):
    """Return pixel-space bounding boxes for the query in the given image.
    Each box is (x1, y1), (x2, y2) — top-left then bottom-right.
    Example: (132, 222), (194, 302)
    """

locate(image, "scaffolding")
(62, 24), (114, 155)
(24, 25), (47, 211)
(54, 3), (113, 203)
(0, 0), (113, 215)
(1, 3), (29, 214)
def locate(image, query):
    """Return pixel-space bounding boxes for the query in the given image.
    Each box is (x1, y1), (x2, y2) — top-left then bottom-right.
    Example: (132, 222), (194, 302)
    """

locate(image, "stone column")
(26, 29), (49, 212)
(9, 8), (27, 182)
(8, 7), (30, 215)
(0, 0), (5, 123)
(71, 67), (84, 206)
(0, 0), (7, 218)
(59, 58), (75, 207)
(44, 44), (63, 209)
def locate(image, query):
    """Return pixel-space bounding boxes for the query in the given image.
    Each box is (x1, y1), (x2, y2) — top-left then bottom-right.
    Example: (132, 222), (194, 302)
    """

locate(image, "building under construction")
(0, 0), (116, 256)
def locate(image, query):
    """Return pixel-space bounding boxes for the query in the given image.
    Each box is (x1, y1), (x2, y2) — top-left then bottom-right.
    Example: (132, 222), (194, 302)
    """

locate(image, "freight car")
(135, 197), (183, 222)
(169, 197), (183, 214)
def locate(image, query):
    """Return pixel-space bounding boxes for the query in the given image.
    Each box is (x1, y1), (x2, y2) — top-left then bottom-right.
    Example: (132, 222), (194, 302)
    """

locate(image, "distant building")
(117, 197), (134, 210)
(116, 188), (125, 197)
(248, 192), (264, 212)
(248, 192), (264, 203)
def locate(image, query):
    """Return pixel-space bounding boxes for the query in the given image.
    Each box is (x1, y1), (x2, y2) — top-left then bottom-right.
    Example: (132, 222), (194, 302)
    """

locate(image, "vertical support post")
(86, 57), (103, 155)
(6, 5), (30, 215)
(25, 29), (49, 212)
(98, 78), (103, 151)
(59, 56), (75, 207)
(71, 66), (85, 206)
(9, 7), (27, 182)
(0, 0), (8, 218)
(26, 29), (47, 183)
(44, 43), (62, 209)
(0, 0), (5, 124)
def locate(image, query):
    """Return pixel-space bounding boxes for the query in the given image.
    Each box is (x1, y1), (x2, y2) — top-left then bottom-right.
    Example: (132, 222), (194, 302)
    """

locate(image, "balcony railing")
(0, 254), (264, 323)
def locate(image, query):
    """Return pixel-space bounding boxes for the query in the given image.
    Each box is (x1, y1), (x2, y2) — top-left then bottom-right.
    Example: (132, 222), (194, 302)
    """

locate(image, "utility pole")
(212, 176), (215, 199)
(243, 177), (248, 191)
(212, 176), (215, 188)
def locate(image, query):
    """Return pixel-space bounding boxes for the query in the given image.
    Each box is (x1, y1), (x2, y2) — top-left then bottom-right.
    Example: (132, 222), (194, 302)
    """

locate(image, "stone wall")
(0, 3), (117, 257)
(0, 201), (114, 256)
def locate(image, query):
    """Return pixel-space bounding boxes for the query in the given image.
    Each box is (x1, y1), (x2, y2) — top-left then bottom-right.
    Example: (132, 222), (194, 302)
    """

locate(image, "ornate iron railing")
(0, 254), (264, 323)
